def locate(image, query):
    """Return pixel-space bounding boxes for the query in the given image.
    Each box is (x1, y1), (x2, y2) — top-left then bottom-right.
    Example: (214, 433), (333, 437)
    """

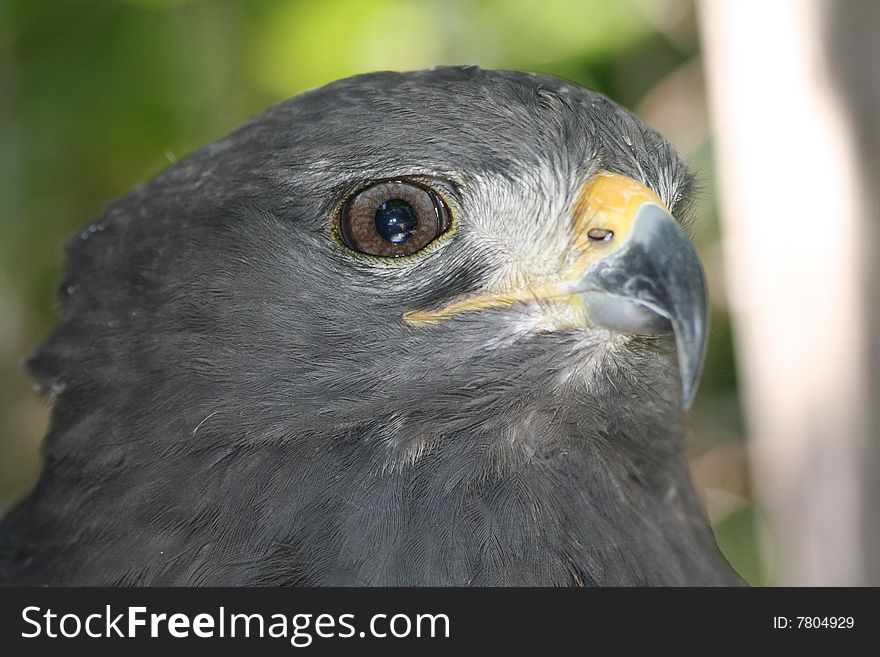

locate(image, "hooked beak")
(404, 171), (708, 410)
(574, 180), (707, 409)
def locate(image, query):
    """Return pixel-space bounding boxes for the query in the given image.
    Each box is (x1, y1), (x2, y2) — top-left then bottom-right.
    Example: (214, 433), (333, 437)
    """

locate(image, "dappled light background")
(0, 0), (765, 583)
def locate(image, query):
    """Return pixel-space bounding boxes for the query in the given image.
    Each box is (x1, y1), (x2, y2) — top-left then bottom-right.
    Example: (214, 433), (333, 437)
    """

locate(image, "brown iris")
(338, 180), (451, 257)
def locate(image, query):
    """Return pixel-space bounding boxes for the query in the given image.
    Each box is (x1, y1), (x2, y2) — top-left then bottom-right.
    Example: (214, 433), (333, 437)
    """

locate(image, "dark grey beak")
(577, 204), (708, 409)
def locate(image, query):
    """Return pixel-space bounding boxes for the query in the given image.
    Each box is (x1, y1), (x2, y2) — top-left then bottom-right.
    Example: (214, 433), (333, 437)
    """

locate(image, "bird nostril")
(587, 228), (614, 242)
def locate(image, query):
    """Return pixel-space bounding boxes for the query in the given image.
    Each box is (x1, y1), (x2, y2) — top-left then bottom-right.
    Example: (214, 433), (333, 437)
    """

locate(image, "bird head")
(29, 66), (707, 465)
(12, 67), (728, 586)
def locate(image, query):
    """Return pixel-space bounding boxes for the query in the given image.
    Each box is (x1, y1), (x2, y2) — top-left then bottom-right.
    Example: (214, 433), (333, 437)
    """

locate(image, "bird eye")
(338, 180), (451, 257)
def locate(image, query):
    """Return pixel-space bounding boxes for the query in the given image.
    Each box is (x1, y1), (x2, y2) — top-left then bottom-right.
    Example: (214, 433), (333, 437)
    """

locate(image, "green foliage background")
(0, 0), (769, 584)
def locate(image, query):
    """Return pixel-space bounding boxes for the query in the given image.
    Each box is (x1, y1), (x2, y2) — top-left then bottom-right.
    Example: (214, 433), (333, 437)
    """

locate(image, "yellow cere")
(568, 171), (667, 279)
(403, 171), (669, 327)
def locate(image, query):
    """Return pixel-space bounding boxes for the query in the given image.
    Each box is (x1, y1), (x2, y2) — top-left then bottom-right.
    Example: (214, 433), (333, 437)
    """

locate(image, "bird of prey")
(0, 67), (740, 586)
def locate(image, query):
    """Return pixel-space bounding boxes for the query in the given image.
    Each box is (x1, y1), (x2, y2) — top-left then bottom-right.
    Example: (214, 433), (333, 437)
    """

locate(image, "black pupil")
(375, 199), (418, 243)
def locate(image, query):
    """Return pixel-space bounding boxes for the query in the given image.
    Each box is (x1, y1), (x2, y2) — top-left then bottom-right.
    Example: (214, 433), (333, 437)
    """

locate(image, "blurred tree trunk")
(828, 0), (880, 586)
(699, 0), (875, 584)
